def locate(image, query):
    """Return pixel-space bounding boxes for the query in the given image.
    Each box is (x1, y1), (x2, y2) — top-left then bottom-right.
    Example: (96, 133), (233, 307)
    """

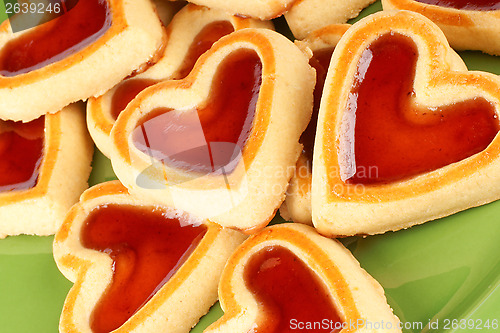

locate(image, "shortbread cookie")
(110, 28), (315, 232)
(0, 0), (165, 121)
(53, 181), (246, 333)
(383, 0), (500, 55)
(205, 223), (400, 333)
(178, 0), (297, 20)
(285, 0), (375, 39)
(280, 24), (350, 226)
(312, 10), (500, 236)
(88, 4), (272, 158)
(0, 103), (93, 237)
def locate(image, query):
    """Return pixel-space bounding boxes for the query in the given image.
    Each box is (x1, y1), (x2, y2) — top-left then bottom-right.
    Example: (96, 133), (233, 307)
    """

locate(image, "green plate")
(0, 1), (499, 332)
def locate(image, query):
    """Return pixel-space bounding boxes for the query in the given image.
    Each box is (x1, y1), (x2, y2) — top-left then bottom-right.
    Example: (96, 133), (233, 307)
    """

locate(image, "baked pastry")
(87, 4), (272, 158)
(312, 10), (500, 236)
(53, 180), (246, 333)
(0, 103), (93, 238)
(177, 0), (297, 20)
(204, 223), (400, 333)
(383, 0), (500, 55)
(285, 0), (375, 39)
(110, 28), (315, 232)
(280, 24), (350, 226)
(0, 0), (165, 121)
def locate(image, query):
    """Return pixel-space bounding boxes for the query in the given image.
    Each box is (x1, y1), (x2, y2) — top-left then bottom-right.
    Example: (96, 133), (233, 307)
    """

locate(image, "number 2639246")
(5, 2), (62, 15)
(442, 319), (498, 330)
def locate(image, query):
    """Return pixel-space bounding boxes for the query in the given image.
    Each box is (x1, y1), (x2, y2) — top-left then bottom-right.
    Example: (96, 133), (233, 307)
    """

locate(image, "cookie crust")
(205, 223), (400, 333)
(0, 103), (93, 237)
(280, 24), (350, 226)
(383, 0), (500, 55)
(0, 0), (165, 121)
(285, 0), (375, 39)
(87, 4), (272, 158)
(53, 181), (246, 333)
(110, 28), (315, 232)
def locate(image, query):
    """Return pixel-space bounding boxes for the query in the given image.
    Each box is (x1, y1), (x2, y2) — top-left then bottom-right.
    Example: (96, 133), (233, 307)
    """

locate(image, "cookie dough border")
(0, 103), (93, 237)
(313, 10), (500, 236)
(0, 0), (165, 121)
(53, 181), (246, 333)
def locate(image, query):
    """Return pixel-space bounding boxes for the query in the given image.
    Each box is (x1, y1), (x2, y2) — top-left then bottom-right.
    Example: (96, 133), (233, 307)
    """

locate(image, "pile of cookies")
(1, 0), (499, 332)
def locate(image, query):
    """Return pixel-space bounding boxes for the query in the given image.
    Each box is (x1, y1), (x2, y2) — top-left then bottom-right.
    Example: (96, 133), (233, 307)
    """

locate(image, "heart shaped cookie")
(0, 0), (165, 121)
(53, 181), (246, 333)
(180, 0), (297, 20)
(204, 223), (400, 333)
(87, 4), (272, 158)
(0, 103), (93, 237)
(280, 24), (350, 226)
(312, 10), (500, 236)
(383, 0), (500, 55)
(284, 0), (375, 38)
(110, 28), (315, 231)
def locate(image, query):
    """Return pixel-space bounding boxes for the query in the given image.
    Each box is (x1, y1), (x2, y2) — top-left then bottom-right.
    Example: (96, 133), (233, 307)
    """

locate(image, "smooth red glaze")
(81, 204), (207, 333)
(0, 117), (44, 192)
(172, 20), (235, 80)
(109, 21), (234, 121)
(244, 246), (342, 333)
(301, 48), (334, 160)
(344, 33), (499, 185)
(111, 79), (158, 120)
(0, 0), (110, 76)
(133, 49), (262, 174)
(416, 0), (500, 10)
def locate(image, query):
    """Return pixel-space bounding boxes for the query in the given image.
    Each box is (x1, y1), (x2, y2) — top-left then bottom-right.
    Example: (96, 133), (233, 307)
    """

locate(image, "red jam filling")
(110, 21), (234, 121)
(416, 0), (500, 10)
(0, 0), (110, 76)
(81, 204), (207, 333)
(133, 49), (261, 174)
(244, 246), (343, 333)
(111, 79), (158, 120)
(342, 33), (499, 185)
(172, 20), (235, 80)
(0, 117), (44, 192)
(301, 48), (334, 161)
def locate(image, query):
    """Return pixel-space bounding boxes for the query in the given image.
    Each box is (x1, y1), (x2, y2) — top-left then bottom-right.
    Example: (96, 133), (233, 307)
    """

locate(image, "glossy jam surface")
(0, 0), (110, 76)
(81, 204), (207, 333)
(244, 246), (342, 333)
(342, 33), (499, 185)
(172, 20), (235, 80)
(416, 0), (500, 10)
(0, 117), (44, 192)
(133, 49), (262, 174)
(301, 48), (334, 161)
(111, 79), (158, 120)
(109, 21), (234, 121)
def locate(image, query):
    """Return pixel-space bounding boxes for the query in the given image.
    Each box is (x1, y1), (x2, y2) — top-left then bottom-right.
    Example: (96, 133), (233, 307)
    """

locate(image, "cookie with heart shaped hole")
(280, 24), (350, 226)
(53, 181), (246, 333)
(0, 103), (93, 238)
(109, 28), (315, 232)
(204, 223), (400, 333)
(0, 0), (165, 121)
(284, 0), (375, 39)
(179, 0), (297, 20)
(312, 10), (500, 237)
(382, 0), (500, 55)
(87, 3), (272, 158)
